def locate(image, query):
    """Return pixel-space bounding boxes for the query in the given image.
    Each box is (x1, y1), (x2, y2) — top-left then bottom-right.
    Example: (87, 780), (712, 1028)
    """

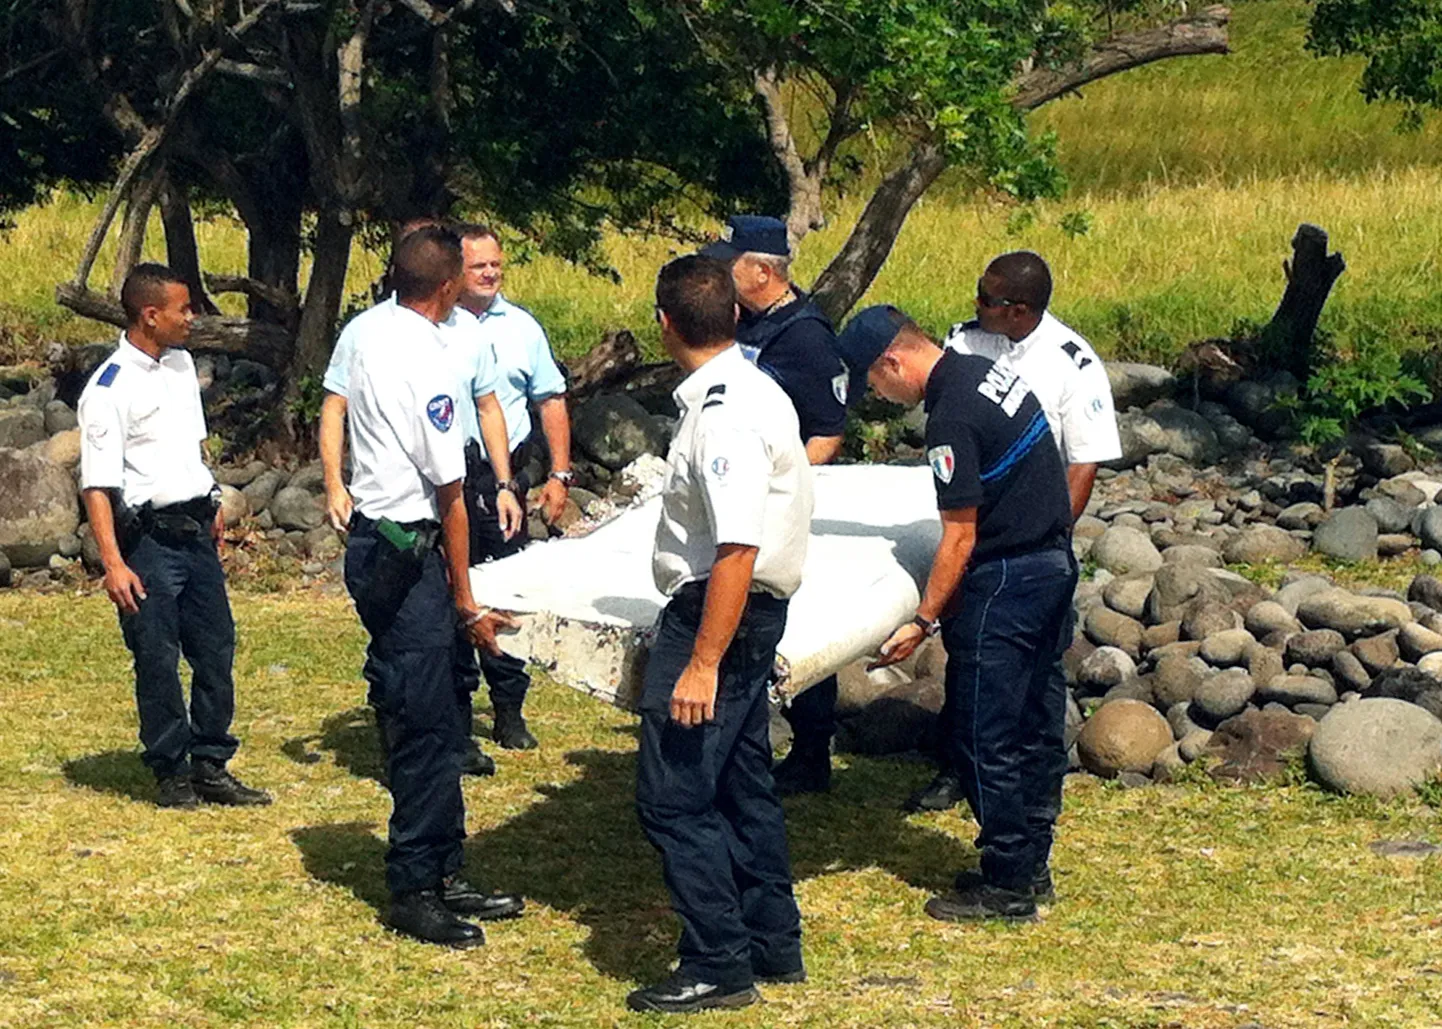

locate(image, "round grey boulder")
(1399, 621), (1442, 662)
(1198, 628), (1256, 668)
(1350, 631), (1400, 676)
(573, 393), (671, 471)
(242, 469), (287, 512)
(1181, 600), (1242, 641)
(1245, 600), (1301, 637)
(1223, 525), (1307, 565)
(1161, 544), (1223, 568)
(1257, 674), (1338, 708)
(1311, 507), (1379, 562)
(1296, 588), (1413, 640)
(1331, 650), (1372, 693)
(1193, 668), (1256, 724)
(1152, 651), (1210, 709)
(1408, 574), (1442, 613)
(1285, 628), (1346, 667)
(1084, 606), (1144, 659)
(1419, 507), (1442, 554)
(1309, 698), (1442, 797)
(1102, 574), (1154, 621)
(1090, 526), (1163, 576)
(269, 486), (325, 531)
(1076, 699), (1174, 778)
(1367, 496), (1415, 535)
(218, 485), (249, 528)
(1076, 646), (1138, 695)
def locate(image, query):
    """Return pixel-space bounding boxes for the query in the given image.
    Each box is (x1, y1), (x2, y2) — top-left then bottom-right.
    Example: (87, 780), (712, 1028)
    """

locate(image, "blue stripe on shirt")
(980, 410), (1049, 484)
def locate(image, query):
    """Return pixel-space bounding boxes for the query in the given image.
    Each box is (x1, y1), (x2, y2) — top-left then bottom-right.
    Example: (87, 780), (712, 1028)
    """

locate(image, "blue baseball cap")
(700, 215), (790, 261)
(834, 305), (911, 406)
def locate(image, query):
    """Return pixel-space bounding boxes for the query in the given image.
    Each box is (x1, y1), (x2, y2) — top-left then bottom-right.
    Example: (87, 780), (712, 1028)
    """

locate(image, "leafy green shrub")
(1274, 329), (1431, 447)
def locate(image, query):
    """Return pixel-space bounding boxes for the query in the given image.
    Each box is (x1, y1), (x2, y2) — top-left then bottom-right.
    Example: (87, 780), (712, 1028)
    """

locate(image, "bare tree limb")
(55, 284), (293, 362)
(110, 165), (166, 296)
(204, 274), (300, 324)
(754, 67), (825, 248)
(1012, 5), (1231, 111)
(809, 140), (946, 323)
(215, 58), (290, 86)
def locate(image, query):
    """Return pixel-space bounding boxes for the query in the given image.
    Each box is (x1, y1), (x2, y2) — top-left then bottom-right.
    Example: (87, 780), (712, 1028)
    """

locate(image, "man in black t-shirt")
(835, 305), (1078, 924)
(701, 215), (849, 796)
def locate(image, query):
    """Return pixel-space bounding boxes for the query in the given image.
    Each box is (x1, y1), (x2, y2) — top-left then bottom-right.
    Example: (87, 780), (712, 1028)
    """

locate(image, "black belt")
(134, 492), (219, 543)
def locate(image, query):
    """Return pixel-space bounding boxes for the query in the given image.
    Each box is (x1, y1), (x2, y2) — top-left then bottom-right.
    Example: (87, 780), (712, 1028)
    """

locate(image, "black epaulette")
(702, 383), (725, 410)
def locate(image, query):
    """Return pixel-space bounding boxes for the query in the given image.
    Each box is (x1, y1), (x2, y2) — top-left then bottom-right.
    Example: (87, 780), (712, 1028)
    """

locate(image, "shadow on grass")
(281, 706), (385, 784)
(290, 821), (390, 913)
(63, 749), (154, 803)
(289, 745), (971, 984)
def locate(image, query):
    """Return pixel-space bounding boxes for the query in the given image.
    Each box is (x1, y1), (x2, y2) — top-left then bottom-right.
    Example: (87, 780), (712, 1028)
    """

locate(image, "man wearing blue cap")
(701, 215), (847, 796)
(834, 305), (1077, 924)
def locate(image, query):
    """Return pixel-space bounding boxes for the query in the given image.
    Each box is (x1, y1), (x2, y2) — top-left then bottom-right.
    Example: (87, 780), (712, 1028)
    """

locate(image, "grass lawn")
(3, 590), (1442, 1027)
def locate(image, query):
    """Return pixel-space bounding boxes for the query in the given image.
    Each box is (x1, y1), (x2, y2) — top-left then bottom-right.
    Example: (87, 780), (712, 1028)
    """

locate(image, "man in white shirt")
(340, 226), (525, 948)
(453, 224), (574, 750)
(319, 240), (521, 777)
(628, 256), (812, 1015)
(78, 264), (269, 809)
(904, 252), (1121, 821)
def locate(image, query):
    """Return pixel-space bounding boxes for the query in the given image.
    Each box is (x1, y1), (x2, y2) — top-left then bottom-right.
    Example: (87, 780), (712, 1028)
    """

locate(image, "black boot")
(461, 738), (497, 777)
(493, 706), (538, 751)
(191, 760), (272, 806)
(388, 889), (486, 948)
(440, 876), (525, 920)
(903, 772), (964, 812)
(772, 743), (831, 796)
(626, 972), (759, 1013)
(925, 882), (1038, 923)
(155, 774), (199, 809)
(954, 865), (1056, 904)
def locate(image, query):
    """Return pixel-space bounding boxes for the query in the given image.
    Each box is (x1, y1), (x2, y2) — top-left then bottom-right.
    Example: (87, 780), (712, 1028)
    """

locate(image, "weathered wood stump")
(1265, 223), (1346, 382)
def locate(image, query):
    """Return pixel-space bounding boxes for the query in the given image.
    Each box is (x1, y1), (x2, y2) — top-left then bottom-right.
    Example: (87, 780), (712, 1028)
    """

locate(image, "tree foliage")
(1310, 0), (1442, 121)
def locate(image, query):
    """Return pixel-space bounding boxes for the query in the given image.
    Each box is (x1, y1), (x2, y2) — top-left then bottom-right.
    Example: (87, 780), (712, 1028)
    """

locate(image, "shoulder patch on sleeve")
(928, 445), (955, 484)
(831, 372), (849, 405)
(97, 364), (120, 387)
(1060, 340), (1093, 370)
(427, 394), (455, 432)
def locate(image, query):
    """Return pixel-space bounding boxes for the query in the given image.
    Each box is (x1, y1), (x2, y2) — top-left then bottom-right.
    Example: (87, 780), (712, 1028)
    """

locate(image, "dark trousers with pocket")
(779, 673), (837, 754)
(635, 582), (802, 986)
(463, 439), (532, 718)
(345, 521), (467, 895)
(940, 546), (1078, 890)
(119, 532), (239, 779)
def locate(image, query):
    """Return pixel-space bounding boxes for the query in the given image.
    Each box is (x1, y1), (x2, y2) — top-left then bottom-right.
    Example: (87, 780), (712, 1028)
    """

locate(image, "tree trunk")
(110, 167), (165, 296)
(809, 142), (947, 325)
(159, 176), (220, 315)
(291, 207), (355, 384)
(55, 283), (292, 363)
(245, 187), (304, 327)
(1265, 223), (1346, 383)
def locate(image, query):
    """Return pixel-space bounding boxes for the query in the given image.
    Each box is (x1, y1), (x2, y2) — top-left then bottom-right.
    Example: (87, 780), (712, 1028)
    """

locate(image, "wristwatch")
(497, 479), (522, 495)
(548, 470), (575, 485)
(911, 614), (941, 638)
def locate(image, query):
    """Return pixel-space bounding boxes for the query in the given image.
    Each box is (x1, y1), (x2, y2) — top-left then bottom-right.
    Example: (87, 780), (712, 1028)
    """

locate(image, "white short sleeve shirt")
(77, 334), (216, 508)
(473, 294), (566, 451)
(325, 297), (499, 445)
(945, 311), (1122, 465)
(653, 345), (814, 599)
(345, 306), (468, 523)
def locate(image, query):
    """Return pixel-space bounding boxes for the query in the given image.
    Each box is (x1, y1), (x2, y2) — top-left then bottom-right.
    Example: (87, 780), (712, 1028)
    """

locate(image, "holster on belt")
(368, 516), (440, 613)
(137, 493), (220, 546)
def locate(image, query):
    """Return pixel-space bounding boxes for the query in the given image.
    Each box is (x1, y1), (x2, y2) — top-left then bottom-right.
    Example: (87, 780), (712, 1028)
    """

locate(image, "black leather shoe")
(772, 746), (831, 796)
(626, 972), (759, 1013)
(461, 739), (496, 777)
(191, 760), (272, 806)
(493, 707), (538, 751)
(925, 883), (1037, 923)
(903, 772), (965, 812)
(440, 876), (525, 920)
(155, 775), (199, 809)
(388, 889), (486, 948)
(954, 866), (1056, 904)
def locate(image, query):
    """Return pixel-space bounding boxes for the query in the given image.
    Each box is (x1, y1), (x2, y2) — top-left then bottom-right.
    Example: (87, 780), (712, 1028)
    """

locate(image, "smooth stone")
(1331, 650), (1372, 693)
(1141, 621), (1182, 653)
(1309, 698), (1442, 797)
(1223, 525), (1307, 565)
(1151, 652), (1210, 709)
(1285, 629), (1346, 667)
(1198, 628), (1256, 668)
(1311, 507), (1379, 563)
(1102, 574), (1154, 622)
(1295, 588), (1414, 640)
(1161, 544), (1223, 568)
(1181, 600), (1243, 641)
(1350, 631), (1400, 676)
(1090, 526), (1164, 576)
(1399, 622), (1442, 661)
(1076, 646), (1138, 695)
(1205, 708), (1316, 784)
(1084, 606), (1144, 660)
(1076, 699), (1174, 778)
(1407, 574), (1442, 613)
(1256, 674), (1338, 707)
(1193, 668), (1256, 724)
(1366, 496), (1415, 534)
(1245, 600), (1302, 637)
(1178, 728), (1215, 762)
(1167, 701), (1203, 741)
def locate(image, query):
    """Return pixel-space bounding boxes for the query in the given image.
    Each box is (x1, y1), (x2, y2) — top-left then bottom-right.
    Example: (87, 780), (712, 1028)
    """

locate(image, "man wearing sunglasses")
(899, 252), (1120, 824)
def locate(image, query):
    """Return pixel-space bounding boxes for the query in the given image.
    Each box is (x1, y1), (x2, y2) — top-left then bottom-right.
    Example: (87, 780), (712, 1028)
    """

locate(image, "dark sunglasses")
(976, 280), (1020, 309)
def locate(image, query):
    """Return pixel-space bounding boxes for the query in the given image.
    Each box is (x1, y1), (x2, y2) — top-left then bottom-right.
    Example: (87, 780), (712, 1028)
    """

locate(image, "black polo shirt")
(924, 350), (1071, 563)
(736, 290), (848, 442)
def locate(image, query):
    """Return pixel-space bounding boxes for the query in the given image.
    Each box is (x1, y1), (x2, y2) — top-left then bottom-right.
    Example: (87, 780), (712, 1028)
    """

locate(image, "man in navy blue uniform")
(701, 215), (847, 796)
(835, 305), (1077, 923)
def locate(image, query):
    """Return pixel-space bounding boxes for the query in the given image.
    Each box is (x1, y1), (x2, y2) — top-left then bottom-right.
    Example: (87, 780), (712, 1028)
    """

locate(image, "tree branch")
(754, 66), (823, 248)
(55, 284), (293, 363)
(204, 274), (300, 324)
(215, 58), (291, 86)
(1012, 5), (1231, 111)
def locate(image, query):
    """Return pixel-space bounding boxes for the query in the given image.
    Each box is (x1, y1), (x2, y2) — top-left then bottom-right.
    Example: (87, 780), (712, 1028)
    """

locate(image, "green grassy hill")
(2, 1), (1438, 367)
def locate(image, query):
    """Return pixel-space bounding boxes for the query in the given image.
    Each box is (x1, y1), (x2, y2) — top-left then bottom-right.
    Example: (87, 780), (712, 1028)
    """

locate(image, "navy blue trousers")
(636, 584), (802, 986)
(464, 442), (531, 714)
(940, 547), (1077, 890)
(779, 673), (837, 752)
(119, 532), (239, 779)
(345, 525), (467, 895)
